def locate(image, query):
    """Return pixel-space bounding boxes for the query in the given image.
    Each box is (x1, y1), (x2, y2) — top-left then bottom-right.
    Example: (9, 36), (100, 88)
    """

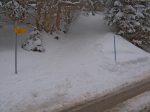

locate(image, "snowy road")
(59, 74), (150, 112)
(104, 91), (150, 112)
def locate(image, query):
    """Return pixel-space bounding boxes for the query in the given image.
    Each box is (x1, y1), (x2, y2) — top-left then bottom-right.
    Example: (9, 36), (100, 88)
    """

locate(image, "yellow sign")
(14, 27), (27, 34)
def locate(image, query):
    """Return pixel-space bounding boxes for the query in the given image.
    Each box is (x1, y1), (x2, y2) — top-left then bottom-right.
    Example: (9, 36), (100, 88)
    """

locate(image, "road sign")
(14, 27), (27, 34)
(14, 26), (27, 74)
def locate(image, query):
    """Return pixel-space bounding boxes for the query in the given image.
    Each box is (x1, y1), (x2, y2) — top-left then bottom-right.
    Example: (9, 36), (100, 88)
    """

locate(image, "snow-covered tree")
(105, 0), (150, 51)
(25, 0), (81, 34)
(3, 0), (26, 21)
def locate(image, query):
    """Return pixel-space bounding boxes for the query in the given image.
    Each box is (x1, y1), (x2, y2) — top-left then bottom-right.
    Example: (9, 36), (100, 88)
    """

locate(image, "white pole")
(114, 34), (117, 63)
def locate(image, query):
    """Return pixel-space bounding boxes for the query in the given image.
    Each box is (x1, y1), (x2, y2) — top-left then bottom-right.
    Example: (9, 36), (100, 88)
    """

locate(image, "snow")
(114, 11), (123, 20)
(136, 11), (145, 18)
(60, 1), (80, 5)
(0, 1), (2, 7)
(114, 1), (122, 7)
(29, 4), (36, 7)
(104, 91), (150, 112)
(0, 13), (150, 112)
(125, 5), (136, 13)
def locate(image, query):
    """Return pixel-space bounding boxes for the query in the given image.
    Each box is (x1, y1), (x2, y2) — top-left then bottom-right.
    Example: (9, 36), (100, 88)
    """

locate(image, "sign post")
(15, 31), (18, 74)
(14, 24), (27, 74)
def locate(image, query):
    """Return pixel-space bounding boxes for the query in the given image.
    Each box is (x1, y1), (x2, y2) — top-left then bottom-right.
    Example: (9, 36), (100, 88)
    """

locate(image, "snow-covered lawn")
(104, 91), (150, 112)
(0, 13), (150, 112)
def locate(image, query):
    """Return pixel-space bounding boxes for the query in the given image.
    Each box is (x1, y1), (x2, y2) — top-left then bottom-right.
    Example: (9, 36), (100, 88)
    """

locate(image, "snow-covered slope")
(0, 13), (150, 112)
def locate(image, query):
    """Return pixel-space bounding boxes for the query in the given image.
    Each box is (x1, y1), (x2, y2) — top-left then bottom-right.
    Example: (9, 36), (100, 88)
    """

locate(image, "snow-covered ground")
(0, 13), (150, 112)
(104, 91), (150, 112)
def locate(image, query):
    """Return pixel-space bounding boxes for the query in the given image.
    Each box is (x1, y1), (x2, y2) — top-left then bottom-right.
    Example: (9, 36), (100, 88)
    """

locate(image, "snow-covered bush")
(22, 28), (45, 52)
(105, 0), (150, 52)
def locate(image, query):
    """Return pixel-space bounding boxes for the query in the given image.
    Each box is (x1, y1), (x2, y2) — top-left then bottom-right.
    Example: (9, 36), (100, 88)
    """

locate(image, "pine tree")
(105, 0), (150, 51)
(3, 0), (26, 21)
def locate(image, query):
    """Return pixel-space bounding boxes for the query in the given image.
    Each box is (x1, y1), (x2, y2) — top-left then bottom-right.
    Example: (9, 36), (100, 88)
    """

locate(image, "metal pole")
(114, 34), (117, 63)
(15, 32), (18, 74)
